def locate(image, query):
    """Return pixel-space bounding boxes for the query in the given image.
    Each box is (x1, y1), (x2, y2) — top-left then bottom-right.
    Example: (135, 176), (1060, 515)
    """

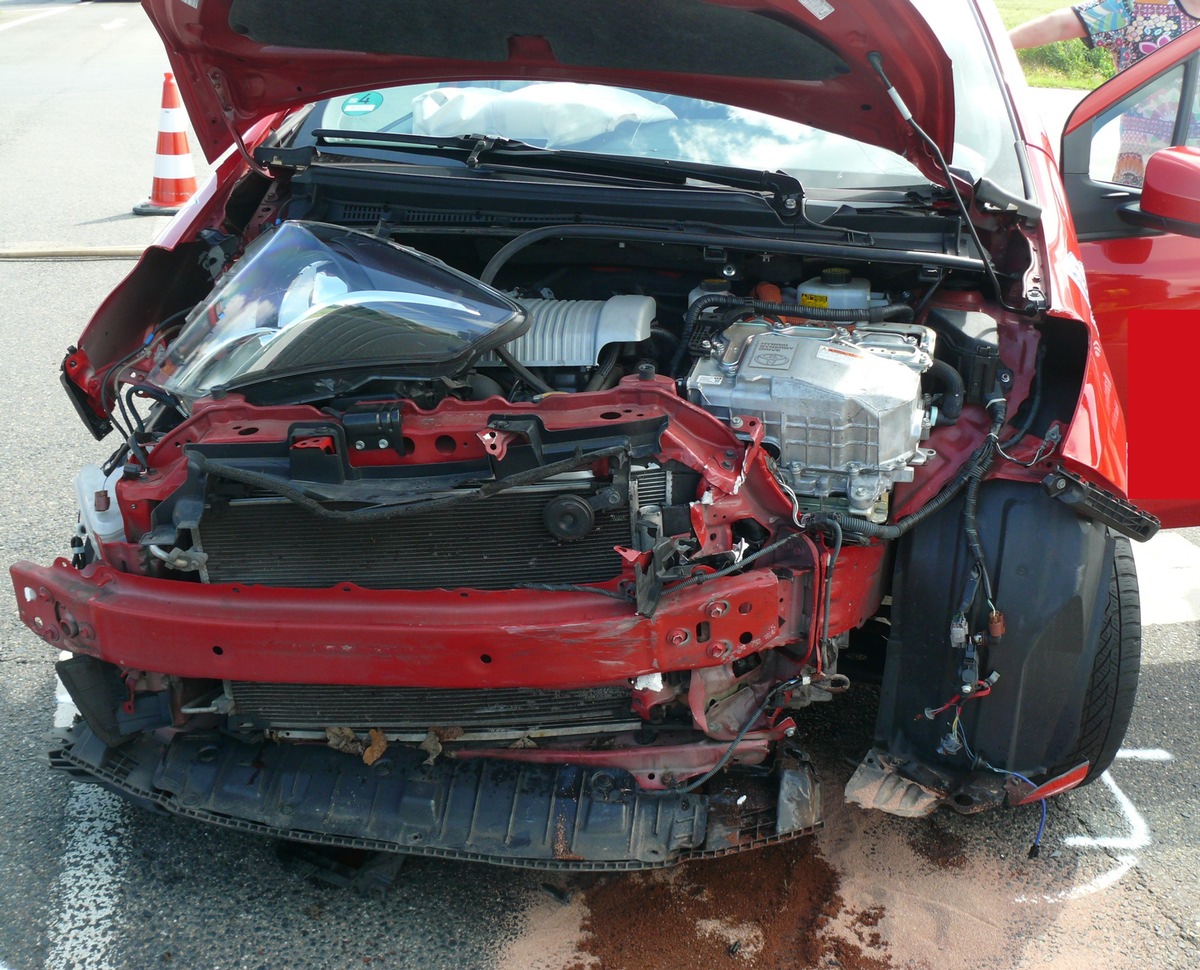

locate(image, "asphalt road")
(1, 4), (1198, 969)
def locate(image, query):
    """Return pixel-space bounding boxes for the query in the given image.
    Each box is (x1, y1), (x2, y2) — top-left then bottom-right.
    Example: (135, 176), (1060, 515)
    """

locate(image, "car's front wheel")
(1052, 534), (1141, 784)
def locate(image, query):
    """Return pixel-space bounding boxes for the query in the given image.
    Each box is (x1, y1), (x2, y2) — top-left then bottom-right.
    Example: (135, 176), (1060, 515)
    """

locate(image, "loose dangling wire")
(952, 707), (1047, 858)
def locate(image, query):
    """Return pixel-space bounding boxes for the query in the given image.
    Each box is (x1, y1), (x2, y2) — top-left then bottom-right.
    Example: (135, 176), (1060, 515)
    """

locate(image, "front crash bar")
(12, 559), (791, 689)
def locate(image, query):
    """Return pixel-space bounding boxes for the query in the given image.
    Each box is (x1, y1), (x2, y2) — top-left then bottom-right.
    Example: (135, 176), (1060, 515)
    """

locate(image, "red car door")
(1061, 27), (1200, 526)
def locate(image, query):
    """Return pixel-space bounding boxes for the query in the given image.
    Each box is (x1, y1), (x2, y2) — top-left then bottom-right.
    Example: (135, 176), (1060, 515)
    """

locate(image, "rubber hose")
(496, 346), (553, 395)
(808, 399), (1007, 540)
(584, 343), (622, 392)
(189, 444), (628, 524)
(928, 359), (965, 423)
(648, 325), (681, 355)
(670, 295), (915, 376)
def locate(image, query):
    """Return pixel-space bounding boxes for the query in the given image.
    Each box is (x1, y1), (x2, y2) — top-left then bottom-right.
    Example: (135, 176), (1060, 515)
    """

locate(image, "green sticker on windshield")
(342, 92), (383, 116)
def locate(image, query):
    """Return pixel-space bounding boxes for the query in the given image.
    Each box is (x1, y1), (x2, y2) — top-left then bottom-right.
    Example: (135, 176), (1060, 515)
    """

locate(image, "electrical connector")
(959, 639), (980, 693)
(950, 614), (968, 649)
(988, 610), (1005, 639)
(937, 732), (963, 757)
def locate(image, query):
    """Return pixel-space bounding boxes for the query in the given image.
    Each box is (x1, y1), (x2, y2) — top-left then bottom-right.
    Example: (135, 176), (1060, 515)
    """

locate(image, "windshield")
(912, 0), (1024, 194)
(296, 81), (930, 191)
(287, 1), (1021, 196)
(148, 222), (525, 409)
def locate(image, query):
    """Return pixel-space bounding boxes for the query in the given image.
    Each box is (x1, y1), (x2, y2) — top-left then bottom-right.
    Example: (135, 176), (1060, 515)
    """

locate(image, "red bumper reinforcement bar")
(11, 559), (792, 689)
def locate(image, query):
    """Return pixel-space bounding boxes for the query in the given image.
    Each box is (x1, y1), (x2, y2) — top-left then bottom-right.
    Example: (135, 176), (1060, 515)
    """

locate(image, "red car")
(12, 0), (1200, 868)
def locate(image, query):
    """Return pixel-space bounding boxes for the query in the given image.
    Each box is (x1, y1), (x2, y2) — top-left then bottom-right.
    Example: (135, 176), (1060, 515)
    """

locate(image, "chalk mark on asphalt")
(1016, 748), (1169, 904)
(1114, 747), (1173, 762)
(1016, 855), (1139, 904)
(1064, 770), (1150, 851)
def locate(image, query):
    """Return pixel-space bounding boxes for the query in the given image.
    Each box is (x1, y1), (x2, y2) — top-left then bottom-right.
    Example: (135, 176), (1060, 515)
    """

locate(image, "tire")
(1054, 535), (1141, 784)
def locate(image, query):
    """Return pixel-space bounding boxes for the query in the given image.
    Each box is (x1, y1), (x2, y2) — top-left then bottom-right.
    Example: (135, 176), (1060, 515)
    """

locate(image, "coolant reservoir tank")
(798, 267), (871, 311)
(688, 278), (731, 308)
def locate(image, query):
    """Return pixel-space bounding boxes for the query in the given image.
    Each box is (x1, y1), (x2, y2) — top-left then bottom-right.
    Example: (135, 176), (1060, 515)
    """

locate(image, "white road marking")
(55, 653), (79, 730)
(100, 19), (127, 31)
(0, 7), (71, 32)
(1131, 532), (1200, 626)
(46, 785), (126, 970)
(47, 652), (123, 970)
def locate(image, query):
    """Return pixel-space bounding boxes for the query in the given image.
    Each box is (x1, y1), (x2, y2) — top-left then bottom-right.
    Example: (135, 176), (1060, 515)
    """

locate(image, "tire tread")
(1060, 536), (1141, 783)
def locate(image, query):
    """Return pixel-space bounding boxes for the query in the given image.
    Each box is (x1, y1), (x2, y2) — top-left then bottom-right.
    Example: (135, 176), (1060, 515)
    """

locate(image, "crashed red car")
(13, 0), (1200, 868)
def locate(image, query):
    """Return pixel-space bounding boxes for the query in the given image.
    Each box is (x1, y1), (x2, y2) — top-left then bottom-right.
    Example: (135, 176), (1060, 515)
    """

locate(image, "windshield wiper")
(301, 130), (806, 218)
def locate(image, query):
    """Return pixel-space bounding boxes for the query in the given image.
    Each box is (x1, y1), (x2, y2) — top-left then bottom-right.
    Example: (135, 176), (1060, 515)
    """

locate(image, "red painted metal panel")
(11, 559), (794, 690)
(1141, 147), (1200, 224)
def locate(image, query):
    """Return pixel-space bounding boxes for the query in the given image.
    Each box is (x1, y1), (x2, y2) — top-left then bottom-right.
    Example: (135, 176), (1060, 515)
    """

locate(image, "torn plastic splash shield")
(52, 722), (822, 870)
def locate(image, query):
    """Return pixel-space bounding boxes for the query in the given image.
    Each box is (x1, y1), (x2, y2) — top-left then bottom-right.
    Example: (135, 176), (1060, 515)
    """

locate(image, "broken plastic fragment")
(325, 726), (364, 755)
(418, 725), (464, 765)
(362, 728), (388, 765)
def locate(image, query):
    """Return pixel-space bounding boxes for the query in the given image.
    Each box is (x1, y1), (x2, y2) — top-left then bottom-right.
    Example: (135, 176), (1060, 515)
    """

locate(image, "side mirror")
(1118, 146), (1200, 238)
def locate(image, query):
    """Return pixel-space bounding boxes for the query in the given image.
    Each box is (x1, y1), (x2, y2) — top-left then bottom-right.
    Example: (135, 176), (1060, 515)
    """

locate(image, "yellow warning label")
(800, 293), (829, 308)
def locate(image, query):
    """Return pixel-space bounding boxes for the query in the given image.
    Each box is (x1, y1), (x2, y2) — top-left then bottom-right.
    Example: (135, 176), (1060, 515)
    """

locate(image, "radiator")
(198, 490), (630, 590)
(228, 683), (638, 740)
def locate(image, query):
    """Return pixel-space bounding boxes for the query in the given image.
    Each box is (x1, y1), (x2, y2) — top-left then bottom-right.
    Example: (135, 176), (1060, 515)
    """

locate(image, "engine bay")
(82, 210), (1034, 545)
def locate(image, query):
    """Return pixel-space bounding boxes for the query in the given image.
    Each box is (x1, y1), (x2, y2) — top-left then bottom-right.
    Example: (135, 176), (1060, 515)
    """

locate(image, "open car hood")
(143, 0), (954, 184)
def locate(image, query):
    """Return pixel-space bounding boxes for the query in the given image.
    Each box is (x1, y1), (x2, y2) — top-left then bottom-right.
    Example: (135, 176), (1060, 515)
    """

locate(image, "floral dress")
(1073, 0), (1200, 184)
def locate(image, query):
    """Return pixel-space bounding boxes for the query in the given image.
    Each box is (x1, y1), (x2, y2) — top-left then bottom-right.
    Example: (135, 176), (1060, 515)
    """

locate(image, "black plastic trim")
(1042, 467), (1161, 541)
(51, 722), (823, 870)
(60, 365), (112, 442)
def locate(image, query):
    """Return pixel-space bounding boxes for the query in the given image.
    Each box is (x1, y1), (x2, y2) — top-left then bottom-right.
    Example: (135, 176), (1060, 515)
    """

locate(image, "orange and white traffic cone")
(132, 73), (198, 216)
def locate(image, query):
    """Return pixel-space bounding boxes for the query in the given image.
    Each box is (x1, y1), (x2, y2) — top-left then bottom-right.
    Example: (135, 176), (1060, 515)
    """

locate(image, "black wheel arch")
(873, 480), (1136, 787)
